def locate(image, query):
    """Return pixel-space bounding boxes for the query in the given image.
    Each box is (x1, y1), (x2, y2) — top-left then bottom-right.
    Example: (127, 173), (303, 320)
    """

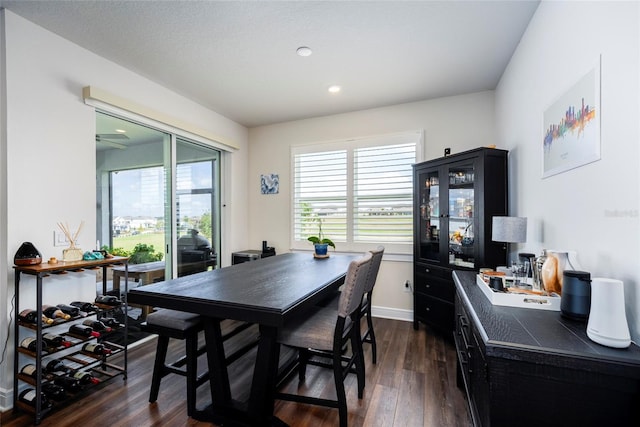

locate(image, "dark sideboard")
(453, 270), (640, 427)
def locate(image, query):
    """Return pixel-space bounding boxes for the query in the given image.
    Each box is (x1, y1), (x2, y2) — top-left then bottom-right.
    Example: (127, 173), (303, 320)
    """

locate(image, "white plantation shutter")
(293, 150), (348, 243)
(354, 143), (415, 242)
(292, 131), (421, 254)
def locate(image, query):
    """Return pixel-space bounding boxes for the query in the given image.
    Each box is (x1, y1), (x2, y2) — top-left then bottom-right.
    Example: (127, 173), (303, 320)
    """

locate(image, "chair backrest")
(337, 252), (373, 318)
(364, 246), (384, 294)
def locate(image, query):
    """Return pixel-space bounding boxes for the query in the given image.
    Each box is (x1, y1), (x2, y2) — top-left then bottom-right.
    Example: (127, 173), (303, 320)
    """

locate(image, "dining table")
(127, 252), (359, 426)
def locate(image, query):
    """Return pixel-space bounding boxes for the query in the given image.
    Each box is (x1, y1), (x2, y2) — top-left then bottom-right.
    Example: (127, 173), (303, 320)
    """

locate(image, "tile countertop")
(453, 270), (640, 373)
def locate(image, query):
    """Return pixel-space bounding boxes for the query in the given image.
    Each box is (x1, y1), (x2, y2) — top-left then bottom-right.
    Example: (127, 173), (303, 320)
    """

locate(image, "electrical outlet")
(404, 280), (412, 293)
(54, 230), (69, 247)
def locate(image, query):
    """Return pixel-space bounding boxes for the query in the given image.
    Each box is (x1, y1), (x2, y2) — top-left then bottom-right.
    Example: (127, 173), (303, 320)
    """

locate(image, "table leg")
(203, 319), (231, 405)
(194, 321), (287, 427)
(112, 272), (121, 294)
(248, 325), (282, 424)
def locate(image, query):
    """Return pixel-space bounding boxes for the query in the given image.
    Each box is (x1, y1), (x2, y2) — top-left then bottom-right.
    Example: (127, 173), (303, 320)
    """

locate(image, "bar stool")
(142, 309), (208, 417)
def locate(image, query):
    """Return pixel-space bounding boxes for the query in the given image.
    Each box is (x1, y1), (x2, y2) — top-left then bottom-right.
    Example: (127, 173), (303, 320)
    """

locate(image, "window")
(292, 131), (422, 254)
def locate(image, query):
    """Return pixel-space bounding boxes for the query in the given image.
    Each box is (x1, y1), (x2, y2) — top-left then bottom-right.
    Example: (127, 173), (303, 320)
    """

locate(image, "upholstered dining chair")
(360, 246), (384, 364)
(276, 252), (373, 427)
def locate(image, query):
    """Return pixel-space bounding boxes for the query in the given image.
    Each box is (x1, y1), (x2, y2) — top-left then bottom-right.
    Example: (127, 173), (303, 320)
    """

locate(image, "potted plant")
(307, 218), (335, 258)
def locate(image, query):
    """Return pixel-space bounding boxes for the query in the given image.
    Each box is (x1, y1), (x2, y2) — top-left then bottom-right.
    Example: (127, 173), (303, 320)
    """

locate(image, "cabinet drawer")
(414, 293), (454, 330)
(414, 272), (454, 302)
(414, 263), (452, 281)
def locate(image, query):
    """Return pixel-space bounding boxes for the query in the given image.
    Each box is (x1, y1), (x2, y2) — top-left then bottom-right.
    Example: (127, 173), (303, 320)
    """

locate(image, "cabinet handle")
(425, 284), (431, 288)
(424, 268), (430, 273)
(425, 307), (431, 312)
(458, 315), (469, 329)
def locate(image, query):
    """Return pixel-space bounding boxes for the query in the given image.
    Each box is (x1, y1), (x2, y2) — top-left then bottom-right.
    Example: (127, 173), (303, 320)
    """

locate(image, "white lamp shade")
(492, 216), (527, 243)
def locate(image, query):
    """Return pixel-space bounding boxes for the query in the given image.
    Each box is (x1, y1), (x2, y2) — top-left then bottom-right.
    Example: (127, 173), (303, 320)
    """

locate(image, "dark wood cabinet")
(454, 270), (640, 427)
(412, 147), (508, 333)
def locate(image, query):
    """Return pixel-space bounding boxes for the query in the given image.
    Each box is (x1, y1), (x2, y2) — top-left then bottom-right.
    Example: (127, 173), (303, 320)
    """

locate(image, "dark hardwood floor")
(2, 318), (470, 427)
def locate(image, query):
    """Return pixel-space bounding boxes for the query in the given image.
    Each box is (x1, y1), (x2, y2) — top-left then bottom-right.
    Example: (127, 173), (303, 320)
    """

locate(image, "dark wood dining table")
(127, 252), (359, 426)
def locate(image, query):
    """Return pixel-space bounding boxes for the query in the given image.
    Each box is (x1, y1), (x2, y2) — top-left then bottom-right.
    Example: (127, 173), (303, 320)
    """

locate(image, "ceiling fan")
(95, 133), (129, 150)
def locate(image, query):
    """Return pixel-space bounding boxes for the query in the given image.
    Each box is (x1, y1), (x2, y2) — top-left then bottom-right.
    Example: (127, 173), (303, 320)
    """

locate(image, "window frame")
(290, 130), (423, 254)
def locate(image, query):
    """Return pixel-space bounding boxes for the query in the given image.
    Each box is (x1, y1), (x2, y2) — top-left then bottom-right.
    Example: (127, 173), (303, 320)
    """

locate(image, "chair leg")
(333, 349), (348, 427)
(298, 348), (310, 381)
(366, 307), (377, 364)
(185, 331), (198, 417)
(351, 329), (365, 399)
(149, 335), (170, 403)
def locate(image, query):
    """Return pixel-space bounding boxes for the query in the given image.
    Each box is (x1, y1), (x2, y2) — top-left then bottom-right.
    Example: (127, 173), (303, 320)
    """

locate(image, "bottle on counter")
(533, 249), (548, 291)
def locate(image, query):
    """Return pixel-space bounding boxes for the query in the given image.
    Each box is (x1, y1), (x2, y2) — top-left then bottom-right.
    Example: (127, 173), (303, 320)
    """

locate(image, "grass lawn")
(111, 232), (165, 254)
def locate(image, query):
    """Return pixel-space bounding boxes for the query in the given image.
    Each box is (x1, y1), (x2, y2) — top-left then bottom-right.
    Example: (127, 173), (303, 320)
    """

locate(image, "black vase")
(14, 242), (42, 266)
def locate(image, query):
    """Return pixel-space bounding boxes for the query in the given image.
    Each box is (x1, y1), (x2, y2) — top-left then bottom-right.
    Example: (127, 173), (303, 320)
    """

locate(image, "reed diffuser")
(58, 221), (84, 261)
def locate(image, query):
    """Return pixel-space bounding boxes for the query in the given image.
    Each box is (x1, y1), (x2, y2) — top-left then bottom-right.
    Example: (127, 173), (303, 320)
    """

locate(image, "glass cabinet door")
(447, 163), (475, 268)
(418, 169), (441, 262)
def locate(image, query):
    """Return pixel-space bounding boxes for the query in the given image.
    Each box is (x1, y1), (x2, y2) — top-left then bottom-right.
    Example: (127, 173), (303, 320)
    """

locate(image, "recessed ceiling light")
(296, 46), (312, 57)
(115, 129), (127, 133)
(328, 85), (341, 94)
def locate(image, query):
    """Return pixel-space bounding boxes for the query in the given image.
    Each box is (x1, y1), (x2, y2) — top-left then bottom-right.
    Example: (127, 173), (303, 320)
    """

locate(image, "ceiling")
(1, 0), (540, 128)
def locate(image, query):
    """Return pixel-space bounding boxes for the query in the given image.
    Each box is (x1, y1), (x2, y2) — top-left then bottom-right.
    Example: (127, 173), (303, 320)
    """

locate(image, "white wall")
(0, 10), (249, 409)
(496, 1), (640, 342)
(248, 91), (497, 319)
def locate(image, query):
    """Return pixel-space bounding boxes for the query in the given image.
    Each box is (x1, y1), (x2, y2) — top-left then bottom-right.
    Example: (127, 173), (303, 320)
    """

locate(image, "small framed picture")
(261, 174), (279, 194)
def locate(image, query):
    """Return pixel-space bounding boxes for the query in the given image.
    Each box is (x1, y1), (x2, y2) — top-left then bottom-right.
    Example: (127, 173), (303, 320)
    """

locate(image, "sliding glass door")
(175, 138), (220, 275)
(96, 112), (220, 287)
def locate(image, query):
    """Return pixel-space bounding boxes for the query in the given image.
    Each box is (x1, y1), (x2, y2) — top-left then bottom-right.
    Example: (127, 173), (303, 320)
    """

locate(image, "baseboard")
(0, 386), (12, 414)
(371, 305), (413, 322)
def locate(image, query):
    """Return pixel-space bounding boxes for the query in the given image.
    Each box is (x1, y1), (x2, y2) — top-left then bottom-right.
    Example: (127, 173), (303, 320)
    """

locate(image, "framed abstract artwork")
(542, 59), (601, 178)
(261, 173), (279, 194)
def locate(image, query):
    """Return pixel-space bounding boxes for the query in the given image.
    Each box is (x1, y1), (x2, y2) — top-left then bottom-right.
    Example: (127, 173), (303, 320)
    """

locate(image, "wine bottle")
(82, 342), (112, 356)
(42, 383), (67, 401)
(45, 359), (73, 375)
(70, 301), (99, 314)
(18, 309), (53, 325)
(68, 324), (100, 338)
(100, 317), (123, 328)
(42, 305), (71, 320)
(18, 388), (52, 409)
(94, 295), (121, 306)
(19, 337), (47, 353)
(19, 364), (40, 379)
(56, 304), (80, 317)
(53, 376), (82, 393)
(82, 319), (112, 333)
(73, 371), (100, 385)
(42, 333), (72, 348)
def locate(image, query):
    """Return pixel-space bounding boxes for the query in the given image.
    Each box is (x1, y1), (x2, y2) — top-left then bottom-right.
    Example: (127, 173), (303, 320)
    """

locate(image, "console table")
(453, 270), (640, 427)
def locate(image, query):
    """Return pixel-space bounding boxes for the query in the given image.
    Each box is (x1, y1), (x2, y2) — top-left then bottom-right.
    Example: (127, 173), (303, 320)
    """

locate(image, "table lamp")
(492, 216), (527, 271)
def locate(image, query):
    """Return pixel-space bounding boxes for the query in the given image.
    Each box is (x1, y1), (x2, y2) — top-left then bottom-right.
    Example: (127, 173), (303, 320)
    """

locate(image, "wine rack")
(13, 257), (129, 425)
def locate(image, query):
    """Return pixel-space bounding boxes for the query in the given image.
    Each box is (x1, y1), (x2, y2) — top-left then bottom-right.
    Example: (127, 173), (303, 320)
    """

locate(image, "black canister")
(560, 270), (591, 321)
